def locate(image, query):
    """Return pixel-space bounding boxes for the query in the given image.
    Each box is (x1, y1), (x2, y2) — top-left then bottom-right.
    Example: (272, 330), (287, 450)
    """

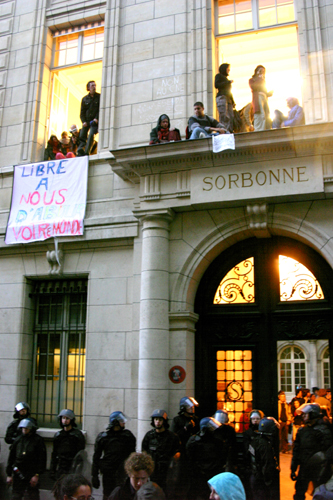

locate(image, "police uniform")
(142, 429), (180, 490)
(6, 428), (46, 500)
(50, 427), (85, 477)
(92, 427), (136, 500)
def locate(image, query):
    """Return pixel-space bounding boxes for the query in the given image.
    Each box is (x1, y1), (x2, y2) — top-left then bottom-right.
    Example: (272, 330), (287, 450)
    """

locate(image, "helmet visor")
(15, 402), (26, 412)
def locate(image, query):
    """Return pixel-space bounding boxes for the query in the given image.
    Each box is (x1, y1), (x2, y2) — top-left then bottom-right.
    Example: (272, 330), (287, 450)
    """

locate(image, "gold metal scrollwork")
(214, 257), (255, 304)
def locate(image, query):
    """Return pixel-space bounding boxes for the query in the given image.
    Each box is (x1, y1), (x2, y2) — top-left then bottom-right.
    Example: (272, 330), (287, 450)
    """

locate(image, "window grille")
(217, 349), (253, 432)
(29, 279), (87, 427)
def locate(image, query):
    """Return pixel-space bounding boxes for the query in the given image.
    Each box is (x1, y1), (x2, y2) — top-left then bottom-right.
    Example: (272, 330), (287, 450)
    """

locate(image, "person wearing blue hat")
(208, 472), (246, 500)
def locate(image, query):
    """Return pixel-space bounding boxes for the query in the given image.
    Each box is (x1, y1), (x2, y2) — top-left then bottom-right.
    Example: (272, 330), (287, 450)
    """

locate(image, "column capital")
(133, 207), (174, 221)
(133, 208), (175, 229)
(169, 311), (199, 333)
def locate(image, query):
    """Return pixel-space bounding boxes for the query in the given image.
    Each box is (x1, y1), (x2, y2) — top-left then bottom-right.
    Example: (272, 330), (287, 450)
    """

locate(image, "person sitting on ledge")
(272, 97), (305, 129)
(188, 102), (228, 140)
(44, 134), (60, 160)
(149, 114), (181, 145)
(55, 131), (75, 160)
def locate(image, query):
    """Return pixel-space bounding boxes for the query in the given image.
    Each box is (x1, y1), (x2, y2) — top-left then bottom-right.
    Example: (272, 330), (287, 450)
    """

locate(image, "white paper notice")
(212, 134), (235, 153)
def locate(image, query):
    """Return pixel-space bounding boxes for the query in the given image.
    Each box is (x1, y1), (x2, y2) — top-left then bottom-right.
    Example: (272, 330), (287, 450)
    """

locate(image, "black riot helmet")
(258, 416), (280, 435)
(109, 411), (127, 428)
(14, 402), (31, 419)
(179, 397), (199, 415)
(151, 409), (169, 429)
(58, 409), (77, 428)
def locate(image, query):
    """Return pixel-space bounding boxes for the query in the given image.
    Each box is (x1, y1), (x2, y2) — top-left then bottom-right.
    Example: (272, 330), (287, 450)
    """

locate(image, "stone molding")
(110, 124), (333, 182)
(169, 311), (199, 332)
(169, 209), (333, 314)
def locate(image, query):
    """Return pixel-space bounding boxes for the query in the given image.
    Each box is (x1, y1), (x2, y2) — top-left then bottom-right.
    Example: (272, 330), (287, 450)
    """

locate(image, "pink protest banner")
(5, 156), (88, 244)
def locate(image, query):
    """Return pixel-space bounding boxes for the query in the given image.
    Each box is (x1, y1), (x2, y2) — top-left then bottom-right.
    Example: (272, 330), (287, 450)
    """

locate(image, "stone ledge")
(110, 123), (333, 182)
(37, 427), (87, 440)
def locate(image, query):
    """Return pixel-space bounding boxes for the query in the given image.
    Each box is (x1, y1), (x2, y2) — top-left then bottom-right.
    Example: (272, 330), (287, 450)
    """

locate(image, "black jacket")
(214, 423), (237, 470)
(170, 414), (199, 450)
(80, 92), (100, 123)
(92, 428), (136, 477)
(6, 431), (46, 479)
(50, 427), (85, 474)
(142, 429), (180, 485)
(186, 431), (226, 482)
(215, 73), (234, 102)
(109, 477), (137, 500)
(291, 420), (332, 472)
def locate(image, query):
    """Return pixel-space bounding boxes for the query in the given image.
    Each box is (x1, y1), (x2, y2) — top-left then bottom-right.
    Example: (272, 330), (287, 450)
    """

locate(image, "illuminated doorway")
(217, 25), (302, 118)
(195, 236), (333, 498)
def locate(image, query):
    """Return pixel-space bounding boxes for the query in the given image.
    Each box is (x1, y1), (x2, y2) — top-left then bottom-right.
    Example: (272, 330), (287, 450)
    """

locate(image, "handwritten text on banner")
(5, 156), (88, 245)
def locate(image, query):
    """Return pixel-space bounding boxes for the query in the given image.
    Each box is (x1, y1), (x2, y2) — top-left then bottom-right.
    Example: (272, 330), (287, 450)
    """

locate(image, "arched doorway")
(194, 236), (333, 420)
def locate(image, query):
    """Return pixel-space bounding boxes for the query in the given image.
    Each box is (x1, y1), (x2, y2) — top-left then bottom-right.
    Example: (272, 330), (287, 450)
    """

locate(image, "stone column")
(308, 340), (318, 390)
(134, 208), (174, 445)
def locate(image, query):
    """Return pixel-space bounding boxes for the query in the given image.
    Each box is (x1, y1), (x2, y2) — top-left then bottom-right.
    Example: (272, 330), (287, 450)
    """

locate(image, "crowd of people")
(148, 64), (305, 146)
(44, 81), (100, 161)
(3, 391), (333, 500)
(43, 69), (305, 157)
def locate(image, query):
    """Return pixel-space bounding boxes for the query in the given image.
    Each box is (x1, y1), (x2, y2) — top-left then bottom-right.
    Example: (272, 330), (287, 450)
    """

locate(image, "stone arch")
(170, 209), (333, 314)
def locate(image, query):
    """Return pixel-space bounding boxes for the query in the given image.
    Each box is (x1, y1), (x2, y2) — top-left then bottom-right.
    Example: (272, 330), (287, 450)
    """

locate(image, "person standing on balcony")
(77, 80), (100, 157)
(215, 63), (235, 133)
(249, 65), (273, 131)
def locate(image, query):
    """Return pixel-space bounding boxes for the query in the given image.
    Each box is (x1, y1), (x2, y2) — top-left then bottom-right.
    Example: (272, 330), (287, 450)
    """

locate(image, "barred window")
(29, 279), (87, 427)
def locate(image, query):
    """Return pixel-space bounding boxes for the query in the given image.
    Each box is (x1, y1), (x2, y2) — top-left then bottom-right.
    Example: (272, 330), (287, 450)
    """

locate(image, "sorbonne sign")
(191, 156), (323, 204)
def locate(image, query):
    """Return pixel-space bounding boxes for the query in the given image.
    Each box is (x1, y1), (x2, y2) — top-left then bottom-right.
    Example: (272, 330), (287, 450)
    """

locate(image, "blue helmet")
(258, 417), (279, 434)
(199, 417), (221, 434)
(179, 397), (198, 414)
(109, 411), (127, 427)
(214, 410), (229, 424)
(151, 409), (169, 429)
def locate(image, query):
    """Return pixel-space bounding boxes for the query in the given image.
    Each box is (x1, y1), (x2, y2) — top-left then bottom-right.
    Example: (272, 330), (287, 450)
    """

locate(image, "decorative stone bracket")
(246, 203), (271, 238)
(46, 238), (64, 275)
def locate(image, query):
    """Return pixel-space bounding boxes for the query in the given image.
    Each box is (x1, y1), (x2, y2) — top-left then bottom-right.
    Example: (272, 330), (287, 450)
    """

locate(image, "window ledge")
(37, 427), (87, 440)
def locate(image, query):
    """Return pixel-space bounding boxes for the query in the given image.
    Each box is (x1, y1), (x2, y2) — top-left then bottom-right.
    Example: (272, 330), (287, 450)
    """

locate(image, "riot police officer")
(5, 402), (37, 445)
(249, 417), (280, 500)
(50, 409), (85, 478)
(186, 417), (224, 500)
(171, 397), (199, 450)
(142, 409), (180, 491)
(92, 411), (136, 500)
(6, 418), (46, 500)
(213, 410), (237, 472)
(291, 403), (332, 500)
(243, 409), (265, 500)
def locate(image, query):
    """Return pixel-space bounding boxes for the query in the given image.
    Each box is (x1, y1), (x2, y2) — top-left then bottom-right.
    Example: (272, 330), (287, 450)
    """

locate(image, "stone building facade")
(0, 0), (333, 497)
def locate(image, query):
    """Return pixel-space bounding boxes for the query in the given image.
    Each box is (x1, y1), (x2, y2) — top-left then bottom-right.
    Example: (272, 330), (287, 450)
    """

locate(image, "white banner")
(5, 156), (89, 244)
(212, 133), (235, 153)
